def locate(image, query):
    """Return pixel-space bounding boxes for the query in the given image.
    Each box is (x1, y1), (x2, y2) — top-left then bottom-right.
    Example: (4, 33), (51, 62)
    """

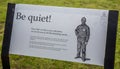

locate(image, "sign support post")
(1, 3), (15, 69)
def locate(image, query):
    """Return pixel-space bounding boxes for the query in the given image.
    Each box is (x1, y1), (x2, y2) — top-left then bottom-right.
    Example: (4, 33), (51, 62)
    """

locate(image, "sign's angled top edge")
(7, 3), (118, 12)
(17, 4), (108, 11)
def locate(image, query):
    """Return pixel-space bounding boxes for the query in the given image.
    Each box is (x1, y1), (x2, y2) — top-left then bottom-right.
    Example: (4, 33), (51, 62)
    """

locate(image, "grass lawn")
(0, 0), (120, 69)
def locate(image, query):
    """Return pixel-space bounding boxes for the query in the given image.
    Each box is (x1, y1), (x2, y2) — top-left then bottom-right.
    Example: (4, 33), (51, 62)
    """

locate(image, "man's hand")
(85, 42), (88, 45)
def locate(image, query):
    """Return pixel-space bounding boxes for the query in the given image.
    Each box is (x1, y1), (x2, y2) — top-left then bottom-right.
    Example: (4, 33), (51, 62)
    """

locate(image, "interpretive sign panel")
(1, 3), (119, 69)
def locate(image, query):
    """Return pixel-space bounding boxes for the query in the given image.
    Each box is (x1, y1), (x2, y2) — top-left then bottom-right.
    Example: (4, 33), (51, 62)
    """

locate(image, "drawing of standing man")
(75, 17), (90, 62)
